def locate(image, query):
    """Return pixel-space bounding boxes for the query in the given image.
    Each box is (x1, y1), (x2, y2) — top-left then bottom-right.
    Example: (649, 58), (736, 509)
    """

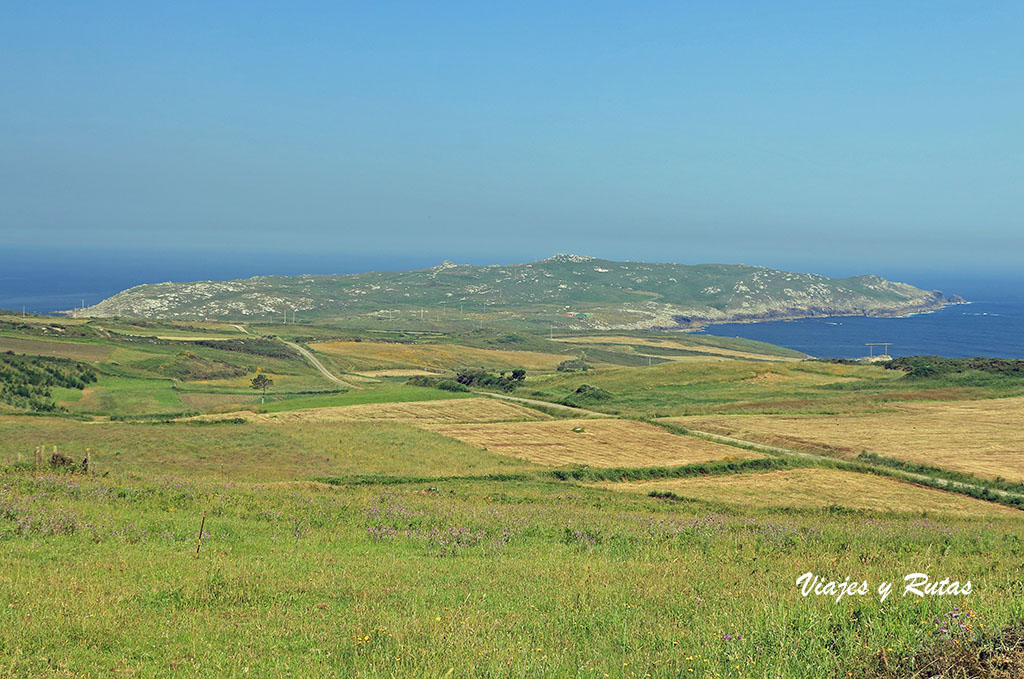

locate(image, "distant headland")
(66, 255), (963, 331)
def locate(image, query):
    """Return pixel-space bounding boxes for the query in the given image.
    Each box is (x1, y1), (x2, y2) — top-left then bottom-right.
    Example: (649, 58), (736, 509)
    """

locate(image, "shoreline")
(663, 299), (964, 334)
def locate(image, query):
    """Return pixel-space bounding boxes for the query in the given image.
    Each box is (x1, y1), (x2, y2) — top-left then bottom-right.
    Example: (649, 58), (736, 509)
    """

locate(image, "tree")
(251, 373), (273, 403)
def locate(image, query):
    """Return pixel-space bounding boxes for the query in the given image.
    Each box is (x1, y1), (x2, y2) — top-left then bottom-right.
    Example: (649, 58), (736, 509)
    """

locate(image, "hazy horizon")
(3, 3), (1022, 273)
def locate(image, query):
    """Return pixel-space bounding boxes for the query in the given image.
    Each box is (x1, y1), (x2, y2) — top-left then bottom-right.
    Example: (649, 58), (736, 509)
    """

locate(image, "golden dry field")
(670, 396), (1024, 482)
(311, 340), (570, 371)
(599, 468), (1021, 517)
(226, 397), (549, 424)
(354, 369), (439, 377)
(553, 335), (801, 362)
(424, 418), (763, 467)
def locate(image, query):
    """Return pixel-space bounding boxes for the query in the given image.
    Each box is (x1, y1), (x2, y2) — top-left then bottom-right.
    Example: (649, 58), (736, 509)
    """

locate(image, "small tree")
(251, 373), (273, 403)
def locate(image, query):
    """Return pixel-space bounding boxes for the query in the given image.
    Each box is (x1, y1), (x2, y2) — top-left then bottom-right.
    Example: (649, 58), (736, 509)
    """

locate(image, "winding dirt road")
(280, 339), (362, 390)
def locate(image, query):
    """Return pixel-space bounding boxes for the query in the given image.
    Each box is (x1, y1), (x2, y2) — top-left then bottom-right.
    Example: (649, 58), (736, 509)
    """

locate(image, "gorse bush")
(556, 358), (592, 372)
(405, 375), (470, 392)
(454, 368), (525, 392)
(559, 383), (613, 407)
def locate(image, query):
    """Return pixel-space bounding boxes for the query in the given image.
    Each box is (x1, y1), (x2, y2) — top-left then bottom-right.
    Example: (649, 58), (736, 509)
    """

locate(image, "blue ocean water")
(0, 246), (440, 315)
(700, 276), (1024, 359)
(2, 247), (1022, 359)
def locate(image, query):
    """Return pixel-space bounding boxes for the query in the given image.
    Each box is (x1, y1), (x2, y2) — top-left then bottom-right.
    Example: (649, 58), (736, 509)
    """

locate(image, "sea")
(699, 274), (1024, 359)
(2, 247), (1022, 359)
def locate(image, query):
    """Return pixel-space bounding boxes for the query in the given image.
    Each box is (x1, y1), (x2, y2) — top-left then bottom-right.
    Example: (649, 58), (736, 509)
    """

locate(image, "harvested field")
(0, 336), (112, 361)
(671, 396), (1024, 482)
(311, 340), (570, 371)
(424, 419), (762, 467)
(553, 335), (801, 362)
(600, 468), (1020, 517)
(225, 397), (548, 424)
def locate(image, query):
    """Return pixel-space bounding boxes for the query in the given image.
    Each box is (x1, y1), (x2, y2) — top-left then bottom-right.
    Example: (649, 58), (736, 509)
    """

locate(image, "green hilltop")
(72, 254), (956, 330)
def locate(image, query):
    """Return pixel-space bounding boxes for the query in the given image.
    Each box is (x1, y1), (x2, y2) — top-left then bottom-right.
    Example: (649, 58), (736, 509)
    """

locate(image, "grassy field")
(239, 397), (550, 425)
(311, 339), (573, 372)
(253, 384), (471, 413)
(518, 360), (904, 417)
(425, 418), (765, 467)
(671, 396), (1024, 482)
(59, 375), (183, 415)
(0, 335), (114, 361)
(551, 334), (805, 362)
(2, 319), (1024, 676)
(1, 471), (1022, 678)
(599, 468), (1020, 517)
(0, 415), (531, 480)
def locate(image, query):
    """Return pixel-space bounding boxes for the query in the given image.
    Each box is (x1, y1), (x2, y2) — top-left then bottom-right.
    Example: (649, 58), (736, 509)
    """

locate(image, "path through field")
(280, 339), (362, 390)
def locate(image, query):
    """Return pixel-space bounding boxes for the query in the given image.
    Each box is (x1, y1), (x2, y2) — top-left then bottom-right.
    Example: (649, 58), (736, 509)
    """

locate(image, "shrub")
(560, 384), (613, 407)
(454, 369), (524, 392)
(405, 376), (470, 392)
(557, 359), (592, 372)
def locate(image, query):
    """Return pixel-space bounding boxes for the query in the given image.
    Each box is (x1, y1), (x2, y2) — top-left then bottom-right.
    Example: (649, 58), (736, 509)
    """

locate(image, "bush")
(557, 359), (592, 372)
(560, 384), (613, 407)
(454, 369), (525, 392)
(405, 376), (470, 392)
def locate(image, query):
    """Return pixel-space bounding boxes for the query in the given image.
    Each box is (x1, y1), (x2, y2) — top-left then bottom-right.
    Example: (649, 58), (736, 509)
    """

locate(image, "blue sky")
(2, 1), (1022, 274)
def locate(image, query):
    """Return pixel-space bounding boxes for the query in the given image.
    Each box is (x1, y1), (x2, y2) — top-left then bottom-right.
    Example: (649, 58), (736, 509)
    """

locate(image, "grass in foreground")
(0, 472), (1021, 678)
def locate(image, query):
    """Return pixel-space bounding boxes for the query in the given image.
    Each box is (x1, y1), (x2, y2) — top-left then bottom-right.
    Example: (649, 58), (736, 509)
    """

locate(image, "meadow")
(1, 315), (1023, 677)
(3, 470), (1023, 678)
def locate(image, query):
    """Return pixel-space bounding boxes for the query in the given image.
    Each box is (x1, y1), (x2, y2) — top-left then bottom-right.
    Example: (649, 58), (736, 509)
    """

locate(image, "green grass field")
(1, 471), (1021, 678)
(257, 384), (471, 413)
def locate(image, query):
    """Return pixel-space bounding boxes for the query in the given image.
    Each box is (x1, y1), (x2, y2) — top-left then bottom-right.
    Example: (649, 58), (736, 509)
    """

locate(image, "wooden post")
(85, 448), (92, 475)
(195, 512), (207, 557)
